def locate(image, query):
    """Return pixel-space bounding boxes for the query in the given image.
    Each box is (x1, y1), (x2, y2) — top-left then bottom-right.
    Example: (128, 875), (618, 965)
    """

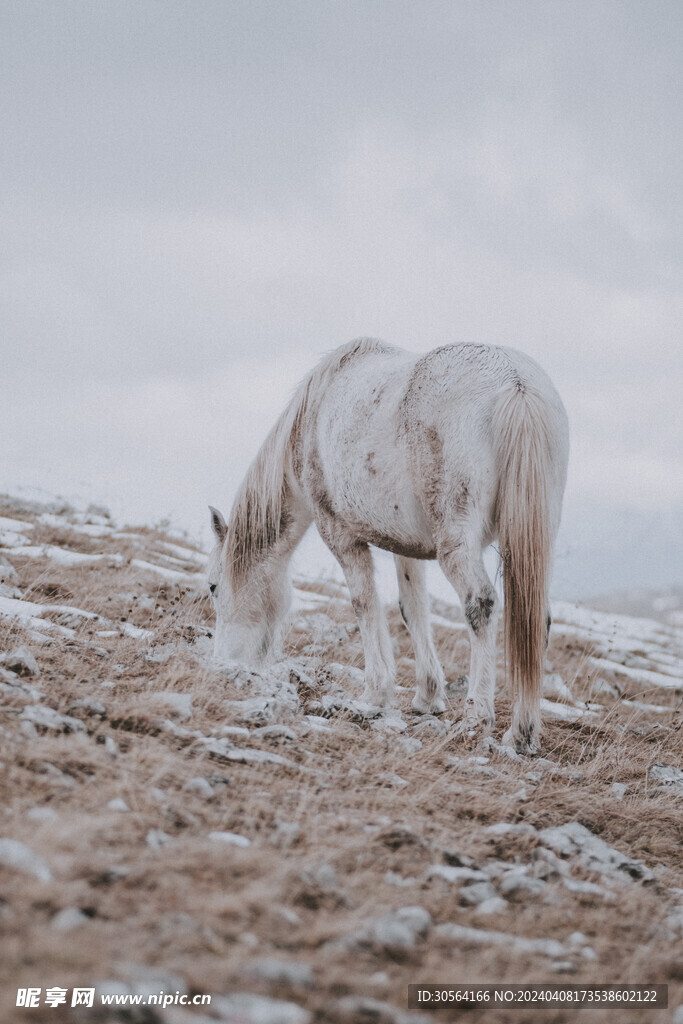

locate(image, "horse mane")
(226, 338), (392, 589)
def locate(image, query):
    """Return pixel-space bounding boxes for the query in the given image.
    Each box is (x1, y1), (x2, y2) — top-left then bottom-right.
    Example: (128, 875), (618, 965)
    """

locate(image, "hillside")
(0, 493), (681, 1024)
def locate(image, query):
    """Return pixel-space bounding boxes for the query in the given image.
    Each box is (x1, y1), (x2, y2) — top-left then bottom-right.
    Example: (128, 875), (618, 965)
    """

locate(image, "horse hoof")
(362, 687), (393, 707)
(502, 727), (539, 756)
(411, 694), (446, 715)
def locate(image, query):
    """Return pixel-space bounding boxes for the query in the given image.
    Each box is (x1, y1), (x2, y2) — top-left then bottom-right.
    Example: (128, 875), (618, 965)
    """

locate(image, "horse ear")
(209, 505), (227, 543)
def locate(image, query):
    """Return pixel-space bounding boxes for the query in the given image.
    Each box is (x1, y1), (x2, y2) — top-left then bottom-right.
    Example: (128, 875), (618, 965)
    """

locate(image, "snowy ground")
(0, 493), (681, 1024)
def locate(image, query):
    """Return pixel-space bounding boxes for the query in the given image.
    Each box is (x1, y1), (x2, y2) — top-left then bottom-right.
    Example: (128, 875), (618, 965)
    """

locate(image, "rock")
(104, 736), (119, 757)
(198, 738), (296, 768)
(246, 958), (313, 986)
(211, 993), (311, 1024)
(224, 696), (282, 726)
(435, 923), (566, 959)
(68, 698), (106, 716)
(150, 691), (193, 719)
(0, 670), (42, 700)
(144, 642), (177, 664)
(561, 877), (617, 902)
(253, 724), (298, 742)
(146, 829), (172, 850)
(0, 838), (52, 881)
(426, 864), (489, 885)
(52, 907), (90, 931)
(394, 735), (422, 755)
(0, 645), (39, 677)
(499, 872), (547, 899)
(106, 799), (129, 812)
(26, 807), (58, 822)
(208, 831), (251, 848)
(410, 716), (448, 737)
(295, 862), (348, 911)
(184, 777), (214, 800)
(610, 782), (629, 801)
(538, 822), (653, 883)
(20, 705), (85, 733)
(649, 764), (683, 791)
(333, 996), (428, 1024)
(271, 821), (301, 848)
(479, 736), (521, 760)
(459, 881), (499, 905)
(484, 822), (537, 838)
(473, 897), (508, 916)
(343, 906), (432, 957)
(218, 725), (251, 739)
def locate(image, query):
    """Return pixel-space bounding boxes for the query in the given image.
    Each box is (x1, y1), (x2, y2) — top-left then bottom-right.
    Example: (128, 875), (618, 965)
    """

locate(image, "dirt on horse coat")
(208, 338), (569, 754)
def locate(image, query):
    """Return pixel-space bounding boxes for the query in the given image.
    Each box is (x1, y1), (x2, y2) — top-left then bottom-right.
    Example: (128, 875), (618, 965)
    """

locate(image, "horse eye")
(209, 584), (217, 595)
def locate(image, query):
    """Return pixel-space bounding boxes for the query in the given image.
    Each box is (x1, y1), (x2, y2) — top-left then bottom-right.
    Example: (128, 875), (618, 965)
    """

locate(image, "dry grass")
(0, 496), (681, 1024)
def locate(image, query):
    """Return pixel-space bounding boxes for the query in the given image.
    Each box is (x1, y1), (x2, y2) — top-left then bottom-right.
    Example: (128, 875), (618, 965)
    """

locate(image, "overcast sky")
(1, 0), (681, 599)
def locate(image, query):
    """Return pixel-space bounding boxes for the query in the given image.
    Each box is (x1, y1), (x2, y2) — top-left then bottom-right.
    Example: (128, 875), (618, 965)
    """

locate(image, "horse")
(207, 338), (569, 754)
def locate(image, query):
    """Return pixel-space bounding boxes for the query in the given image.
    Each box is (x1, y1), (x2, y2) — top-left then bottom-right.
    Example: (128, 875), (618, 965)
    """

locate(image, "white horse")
(208, 339), (569, 754)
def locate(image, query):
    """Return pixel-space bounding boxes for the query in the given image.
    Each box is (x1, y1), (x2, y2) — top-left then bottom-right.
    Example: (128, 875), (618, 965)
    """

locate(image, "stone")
(26, 807), (58, 822)
(68, 698), (106, 716)
(106, 798), (129, 812)
(146, 829), (172, 850)
(394, 736), (422, 755)
(435, 923), (566, 959)
(367, 906), (432, 956)
(144, 642), (177, 664)
(610, 782), (629, 801)
(538, 822), (653, 883)
(473, 897), (508, 916)
(649, 764), (683, 791)
(484, 822), (537, 838)
(499, 872), (547, 898)
(0, 645), (39, 677)
(52, 907), (90, 931)
(253, 724), (298, 742)
(150, 691), (193, 719)
(0, 838), (52, 881)
(208, 831), (251, 848)
(184, 777), (214, 799)
(332, 996), (427, 1024)
(459, 881), (499, 905)
(246, 958), (313, 986)
(211, 993), (311, 1024)
(426, 864), (489, 885)
(20, 705), (85, 733)
(271, 821), (301, 848)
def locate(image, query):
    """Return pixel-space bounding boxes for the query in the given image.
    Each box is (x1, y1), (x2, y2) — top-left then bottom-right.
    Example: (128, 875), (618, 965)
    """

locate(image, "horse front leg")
(395, 555), (446, 714)
(332, 540), (396, 706)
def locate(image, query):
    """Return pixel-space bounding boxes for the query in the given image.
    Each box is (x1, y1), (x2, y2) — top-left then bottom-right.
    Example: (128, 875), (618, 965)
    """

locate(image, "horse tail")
(493, 383), (557, 749)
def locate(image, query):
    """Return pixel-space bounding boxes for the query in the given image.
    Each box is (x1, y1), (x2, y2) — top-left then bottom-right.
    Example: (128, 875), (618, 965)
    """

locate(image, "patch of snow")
(0, 515), (35, 533)
(130, 558), (203, 584)
(10, 545), (123, 567)
(0, 530), (32, 547)
(540, 699), (599, 721)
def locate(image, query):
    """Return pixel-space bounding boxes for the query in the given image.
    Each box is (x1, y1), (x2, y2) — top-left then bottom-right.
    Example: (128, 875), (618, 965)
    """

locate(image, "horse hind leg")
(331, 539), (396, 706)
(395, 555), (446, 714)
(437, 539), (499, 735)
